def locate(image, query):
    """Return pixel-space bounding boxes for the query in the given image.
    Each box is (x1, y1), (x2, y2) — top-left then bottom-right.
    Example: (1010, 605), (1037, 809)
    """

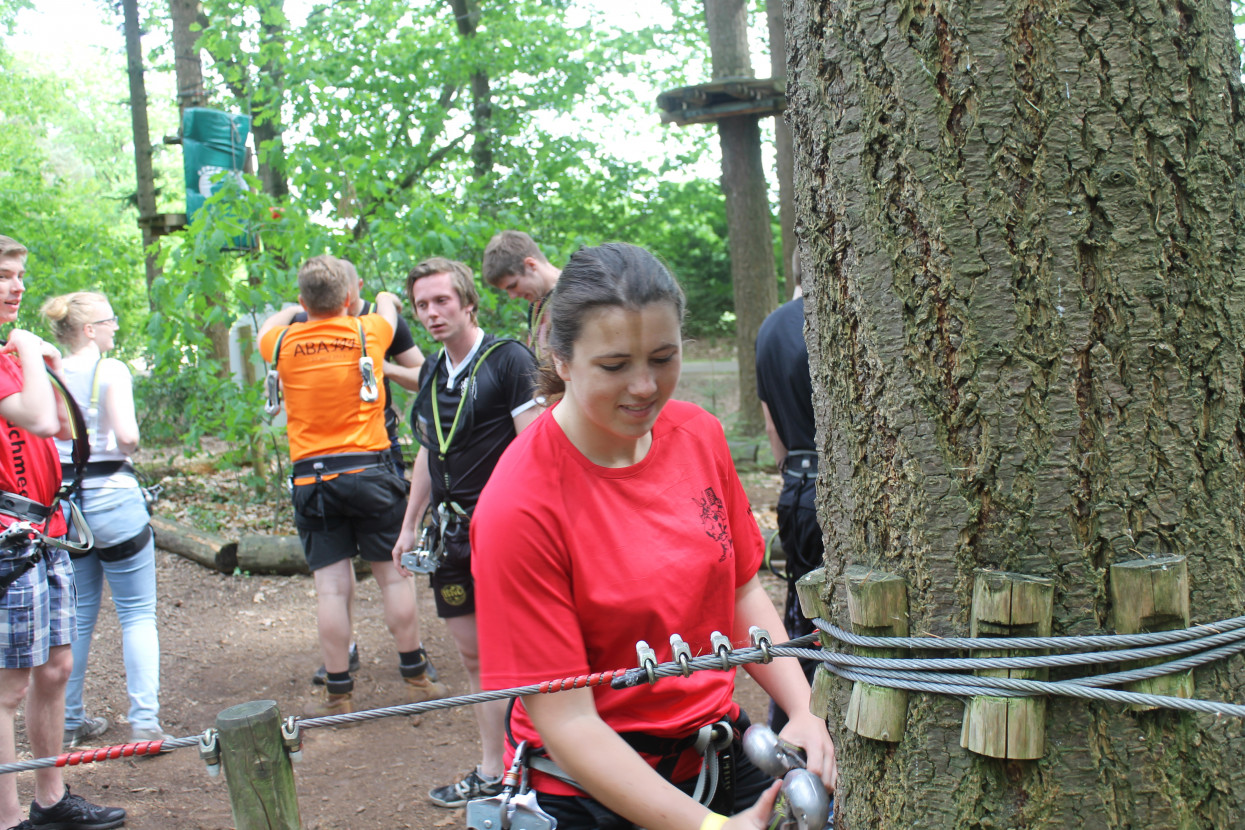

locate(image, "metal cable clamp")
(711, 631), (733, 671)
(670, 634), (693, 677)
(281, 716), (302, 763)
(750, 626), (773, 663)
(636, 640), (659, 685)
(198, 728), (221, 777)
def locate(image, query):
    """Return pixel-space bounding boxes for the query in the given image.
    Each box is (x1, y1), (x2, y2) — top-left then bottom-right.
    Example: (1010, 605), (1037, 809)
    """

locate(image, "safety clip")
(750, 625), (773, 663)
(281, 716), (303, 763)
(263, 369), (282, 415)
(669, 633), (693, 677)
(710, 631), (734, 672)
(359, 356), (379, 402)
(636, 640), (659, 685)
(198, 727), (221, 777)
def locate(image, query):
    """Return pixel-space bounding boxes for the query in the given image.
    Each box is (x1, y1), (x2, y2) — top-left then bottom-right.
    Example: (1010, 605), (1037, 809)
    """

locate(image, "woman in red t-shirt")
(472, 243), (836, 830)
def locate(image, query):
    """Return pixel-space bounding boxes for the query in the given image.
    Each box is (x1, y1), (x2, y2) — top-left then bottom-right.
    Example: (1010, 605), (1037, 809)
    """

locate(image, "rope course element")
(2, 617), (1242, 778)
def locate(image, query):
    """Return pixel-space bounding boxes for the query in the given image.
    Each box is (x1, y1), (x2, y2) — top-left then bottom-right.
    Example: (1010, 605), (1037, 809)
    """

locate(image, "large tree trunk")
(786, 0), (1245, 825)
(704, 0), (778, 432)
(448, 0), (493, 189)
(121, 0), (159, 308)
(169, 0), (207, 111)
(767, 0), (797, 298)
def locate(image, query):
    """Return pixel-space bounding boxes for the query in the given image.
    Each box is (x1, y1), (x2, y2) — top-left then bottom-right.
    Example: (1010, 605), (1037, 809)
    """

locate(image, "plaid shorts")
(0, 543), (76, 669)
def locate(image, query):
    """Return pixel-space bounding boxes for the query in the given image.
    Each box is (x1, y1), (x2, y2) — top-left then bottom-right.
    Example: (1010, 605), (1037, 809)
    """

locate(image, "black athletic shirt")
(412, 333), (538, 516)
(755, 297), (816, 454)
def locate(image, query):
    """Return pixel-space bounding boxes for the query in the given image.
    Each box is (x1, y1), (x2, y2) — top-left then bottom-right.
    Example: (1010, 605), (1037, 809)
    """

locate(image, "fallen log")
(236, 534), (308, 576)
(150, 516), (238, 573)
(236, 535), (373, 577)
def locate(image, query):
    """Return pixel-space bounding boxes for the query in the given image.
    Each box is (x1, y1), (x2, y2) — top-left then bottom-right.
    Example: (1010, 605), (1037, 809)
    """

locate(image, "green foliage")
(0, 49), (148, 352)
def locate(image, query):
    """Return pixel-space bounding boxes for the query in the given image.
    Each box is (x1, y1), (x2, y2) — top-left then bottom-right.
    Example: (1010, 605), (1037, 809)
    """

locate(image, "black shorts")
(293, 466), (409, 571)
(430, 522), (475, 619)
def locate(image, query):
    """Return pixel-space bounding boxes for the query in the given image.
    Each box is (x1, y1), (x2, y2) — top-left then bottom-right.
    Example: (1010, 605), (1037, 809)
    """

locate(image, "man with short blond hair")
(260, 255), (443, 718)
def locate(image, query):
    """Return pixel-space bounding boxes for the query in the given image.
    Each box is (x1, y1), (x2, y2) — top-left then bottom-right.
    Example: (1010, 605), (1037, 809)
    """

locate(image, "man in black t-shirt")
(291, 258), (424, 472)
(755, 251), (825, 731)
(391, 256), (539, 809)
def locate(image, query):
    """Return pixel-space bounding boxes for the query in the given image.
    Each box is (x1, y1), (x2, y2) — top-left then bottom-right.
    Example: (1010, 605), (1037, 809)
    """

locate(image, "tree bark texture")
(786, 0), (1245, 825)
(768, 0), (799, 298)
(169, 0), (207, 112)
(705, 0), (778, 432)
(121, 0), (159, 306)
(448, 0), (494, 189)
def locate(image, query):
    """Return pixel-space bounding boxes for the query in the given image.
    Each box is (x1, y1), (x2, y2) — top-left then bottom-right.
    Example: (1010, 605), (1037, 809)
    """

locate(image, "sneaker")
(404, 674), (449, 703)
(428, 768), (503, 808)
(311, 642), (361, 686)
(303, 691), (353, 719)
(6, 821), (34, 830)
(129, 727), (174, 743)
(29, 785), (125, 830)
(62, 718), (110, 751)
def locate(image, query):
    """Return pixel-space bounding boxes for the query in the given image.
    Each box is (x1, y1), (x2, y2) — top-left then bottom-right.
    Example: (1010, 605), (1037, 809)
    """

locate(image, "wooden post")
(962, 570), (1054, 760)
(795, 568), (837, 720)
(216, 700), (300, 830)
(840, 566), (909, 742)
(1109, 556), (1194, 709)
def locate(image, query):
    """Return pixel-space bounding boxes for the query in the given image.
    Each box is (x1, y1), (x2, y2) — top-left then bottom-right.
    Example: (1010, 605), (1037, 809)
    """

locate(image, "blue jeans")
(63, 486), (162, 733)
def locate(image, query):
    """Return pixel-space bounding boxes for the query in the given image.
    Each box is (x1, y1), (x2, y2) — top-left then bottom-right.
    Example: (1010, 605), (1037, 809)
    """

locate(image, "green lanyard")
(430, 339), (510, 468)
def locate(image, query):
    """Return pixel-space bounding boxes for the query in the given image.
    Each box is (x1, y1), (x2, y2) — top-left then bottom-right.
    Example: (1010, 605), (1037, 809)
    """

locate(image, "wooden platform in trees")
(656, 76), (786, 126)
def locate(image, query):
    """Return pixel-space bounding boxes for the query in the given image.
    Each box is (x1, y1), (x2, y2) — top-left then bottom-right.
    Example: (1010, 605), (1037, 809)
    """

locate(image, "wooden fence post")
(1109, 555), (1194, 709)
(216, 700), (301, 830)
(962, 570), (1053, 760)
(795, 568), (836, 721)
(843, 566), (909, 742)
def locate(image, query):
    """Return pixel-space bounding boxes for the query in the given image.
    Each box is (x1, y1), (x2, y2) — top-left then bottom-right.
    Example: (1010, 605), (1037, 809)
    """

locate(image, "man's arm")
(513, 405), (540, 435)
(383, 345), (425, 392)
(0, 331), (64, 437)
(373, 291), (401, 331)
(761, 401), (787, 469)
(391, 446), (433, 574)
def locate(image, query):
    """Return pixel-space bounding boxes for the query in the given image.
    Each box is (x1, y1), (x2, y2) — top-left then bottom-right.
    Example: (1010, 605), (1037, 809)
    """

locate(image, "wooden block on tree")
(841, 565), (909, 742)
(963, 570), (1053, 760)
(796, 567), (831, 647)
(150, 516), (238, 573)
(1110, 556), (1194, 709)
(216, 700), (301, 830)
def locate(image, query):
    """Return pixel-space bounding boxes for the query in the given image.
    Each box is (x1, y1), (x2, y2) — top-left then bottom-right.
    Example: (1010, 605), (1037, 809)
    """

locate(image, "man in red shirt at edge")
(0, 236), (125, 830)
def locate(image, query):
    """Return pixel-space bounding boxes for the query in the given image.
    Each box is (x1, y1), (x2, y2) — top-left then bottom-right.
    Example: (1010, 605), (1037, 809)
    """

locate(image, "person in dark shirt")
(391, 257), (539, 808)
(754, 249), (825, 731)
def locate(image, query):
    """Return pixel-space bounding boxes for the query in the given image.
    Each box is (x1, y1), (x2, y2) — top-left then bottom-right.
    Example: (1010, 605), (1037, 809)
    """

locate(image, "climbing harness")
(404, 338), (533, 570)
(465, 741), (559, 830)
(264, 318), (377, 416)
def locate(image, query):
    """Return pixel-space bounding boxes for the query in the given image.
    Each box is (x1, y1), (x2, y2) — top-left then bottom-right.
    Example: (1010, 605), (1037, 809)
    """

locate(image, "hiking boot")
(62, 717), (110, 751)
(404, 673), (449, 703)
(428, 768), (503, 808)
(303, 691), (353, 719)
(311, 643), (361, 686)
(29, 785), (125, 830)
(129, 727), (174, 743)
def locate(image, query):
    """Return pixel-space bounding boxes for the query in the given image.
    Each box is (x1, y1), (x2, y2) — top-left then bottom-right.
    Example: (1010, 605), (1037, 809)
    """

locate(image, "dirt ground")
(14, 459), (788, 830)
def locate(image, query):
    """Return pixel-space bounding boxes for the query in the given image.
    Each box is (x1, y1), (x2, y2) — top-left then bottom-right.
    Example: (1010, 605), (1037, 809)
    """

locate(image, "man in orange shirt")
(260, 256), (443, 716)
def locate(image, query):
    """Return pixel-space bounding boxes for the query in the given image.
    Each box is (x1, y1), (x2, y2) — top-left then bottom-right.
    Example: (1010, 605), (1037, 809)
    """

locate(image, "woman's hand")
(724, 780), (783, 829)
(777, 711), (837, 792)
